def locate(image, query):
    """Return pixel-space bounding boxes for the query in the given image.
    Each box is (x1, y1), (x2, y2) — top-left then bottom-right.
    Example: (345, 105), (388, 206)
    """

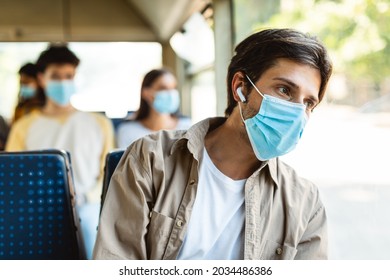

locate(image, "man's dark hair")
(36, 44), (80, 72)
(18, 63), (39, 77)
(225, 28), (333, 116)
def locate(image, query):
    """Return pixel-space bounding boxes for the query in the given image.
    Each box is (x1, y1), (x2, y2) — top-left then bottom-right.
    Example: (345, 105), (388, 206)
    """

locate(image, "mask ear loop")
(239, 75), (263, 123)
(238, 102), (245, 123)
(245, 74), (265, 98)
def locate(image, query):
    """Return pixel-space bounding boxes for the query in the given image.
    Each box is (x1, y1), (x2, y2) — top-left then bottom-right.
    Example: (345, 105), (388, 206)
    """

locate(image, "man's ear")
(231, 72), (247, 103)
(236, 87), (246, 102)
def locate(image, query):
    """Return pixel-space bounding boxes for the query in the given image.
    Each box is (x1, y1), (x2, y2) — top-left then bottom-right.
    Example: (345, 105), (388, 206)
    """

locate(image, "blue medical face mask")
(153, 89), (180, 114)
(46, 80), (76, 106)
(20, 85), (36, 99)
(240, 75), (308, 161)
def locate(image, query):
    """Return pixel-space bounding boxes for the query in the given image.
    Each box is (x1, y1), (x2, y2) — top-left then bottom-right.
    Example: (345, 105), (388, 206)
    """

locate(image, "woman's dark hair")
(18, 63), (39, 77)
(18, 62), (46, 104)
(225, 28), (333, 116)
(135, 68), (176, 120)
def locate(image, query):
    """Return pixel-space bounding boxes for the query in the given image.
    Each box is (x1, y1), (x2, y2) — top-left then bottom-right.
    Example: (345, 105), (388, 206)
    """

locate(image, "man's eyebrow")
(273, 77), (319, 103)
(273, 77), (299, 89)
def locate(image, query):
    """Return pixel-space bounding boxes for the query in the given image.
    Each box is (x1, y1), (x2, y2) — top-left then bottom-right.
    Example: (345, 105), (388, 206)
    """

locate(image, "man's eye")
(276, 87), (291, 100)
(305, 100), (315, 110)
(278, 87), (289, 95)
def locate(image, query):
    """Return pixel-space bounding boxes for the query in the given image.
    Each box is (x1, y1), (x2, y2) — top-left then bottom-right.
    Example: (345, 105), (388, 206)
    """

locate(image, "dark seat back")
(99, 149), (125, 215)
(0, 149), (86, 259)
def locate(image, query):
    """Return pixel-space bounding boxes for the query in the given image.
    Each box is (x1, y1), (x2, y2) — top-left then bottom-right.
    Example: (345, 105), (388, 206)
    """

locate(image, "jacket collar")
(170, 117), (225, 161)
(170, 117), (279, 187)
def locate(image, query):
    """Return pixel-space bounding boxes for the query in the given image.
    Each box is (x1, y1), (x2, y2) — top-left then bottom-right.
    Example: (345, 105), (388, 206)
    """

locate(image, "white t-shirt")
(177, 148), (246, 260)
(116, 117), (192, 149)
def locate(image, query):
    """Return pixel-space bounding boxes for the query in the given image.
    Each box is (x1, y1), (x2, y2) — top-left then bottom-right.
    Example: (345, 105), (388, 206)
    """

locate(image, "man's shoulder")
(131, 129), (187, 151)
(273, 158), (319, 197)
(126, 117), (222, 165)
(122, 130), (189, 179)
(271, 158), (324, 221)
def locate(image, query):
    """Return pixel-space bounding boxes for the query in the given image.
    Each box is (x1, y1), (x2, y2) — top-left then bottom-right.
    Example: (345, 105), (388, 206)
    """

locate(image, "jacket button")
(276, 247), (283, 255)
(176, 220), (183, 227)
(189, 179), (196, 185)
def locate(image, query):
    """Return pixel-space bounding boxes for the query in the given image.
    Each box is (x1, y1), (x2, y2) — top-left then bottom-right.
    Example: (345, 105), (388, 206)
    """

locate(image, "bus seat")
(0, 149), (86, 259)
(99, 149), (125, 215)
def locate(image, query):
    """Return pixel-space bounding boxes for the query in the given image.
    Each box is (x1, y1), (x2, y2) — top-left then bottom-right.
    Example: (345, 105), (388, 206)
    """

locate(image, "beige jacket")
(94, 117), (327, 260)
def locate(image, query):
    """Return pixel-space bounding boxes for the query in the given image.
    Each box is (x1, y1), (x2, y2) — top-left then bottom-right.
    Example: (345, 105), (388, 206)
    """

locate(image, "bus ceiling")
(0, 0), (209, 43)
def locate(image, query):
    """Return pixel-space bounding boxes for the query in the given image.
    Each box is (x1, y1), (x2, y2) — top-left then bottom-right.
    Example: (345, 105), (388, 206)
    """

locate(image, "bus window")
(233, 0), (390, 259)
(0, 42), (162, 120)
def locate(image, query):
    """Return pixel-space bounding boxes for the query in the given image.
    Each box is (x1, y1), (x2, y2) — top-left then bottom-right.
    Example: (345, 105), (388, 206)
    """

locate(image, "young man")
(6, 45), (114, 259)
(94, 28), (333, 260)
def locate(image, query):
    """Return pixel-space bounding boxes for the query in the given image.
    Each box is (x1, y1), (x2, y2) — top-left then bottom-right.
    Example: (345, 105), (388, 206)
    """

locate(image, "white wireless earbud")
(237, 87), (246, 102)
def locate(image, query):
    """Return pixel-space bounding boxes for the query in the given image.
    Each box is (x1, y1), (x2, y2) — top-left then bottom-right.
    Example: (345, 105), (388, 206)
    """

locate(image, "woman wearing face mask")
(116, 68), (191, 149)
(13, 63), (46, 123)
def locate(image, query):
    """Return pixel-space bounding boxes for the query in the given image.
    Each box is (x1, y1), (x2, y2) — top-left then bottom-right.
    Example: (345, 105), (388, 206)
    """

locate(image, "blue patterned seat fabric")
(99, 149), (125, 215)
(0, 150), (85, 259)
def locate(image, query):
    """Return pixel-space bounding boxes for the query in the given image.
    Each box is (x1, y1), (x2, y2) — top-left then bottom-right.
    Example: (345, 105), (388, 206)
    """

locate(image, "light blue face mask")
(153, 89), (180, 114)
(20, 85), (36, 99)
(46, 80), (76, 106)
(240, 75), (308, 161)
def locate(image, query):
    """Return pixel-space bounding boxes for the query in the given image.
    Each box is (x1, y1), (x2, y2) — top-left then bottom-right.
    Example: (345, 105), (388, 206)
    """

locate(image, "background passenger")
(13, 62), (46, 123)
(116, 68), (191, 149)
(6, 44), (114, 259)
(0, 115), (9, 150)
